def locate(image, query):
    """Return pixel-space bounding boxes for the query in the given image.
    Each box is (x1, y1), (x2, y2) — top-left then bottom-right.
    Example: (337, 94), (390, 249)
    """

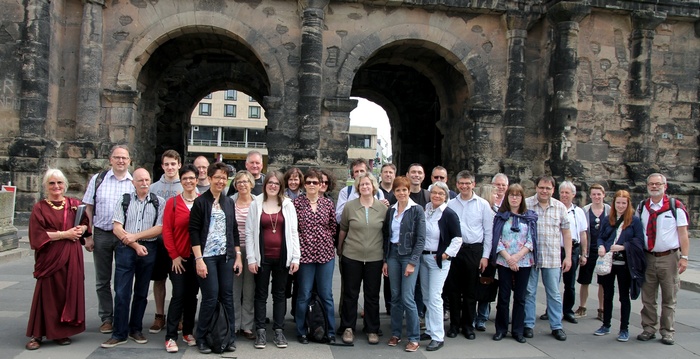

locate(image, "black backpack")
(205, 301), (232, 353)
(121, 193), (160, 227)
(305, 292), (329, 342)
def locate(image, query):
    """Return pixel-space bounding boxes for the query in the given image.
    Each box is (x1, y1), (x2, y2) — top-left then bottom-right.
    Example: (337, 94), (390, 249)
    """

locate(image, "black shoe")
(523, 327), (534, 338)
(540, 313), (549, 320)
(563, 314), (578, 324)
(552, 329), (567, 341)
(197, 343), (212, 354)
(225, 343), (236, 352)
(492, 332), (505, 341)
(463, 328), (475, 340)
(420, 333), (432, 341)
(513, 335), (526, 343)
(475, 322), (486, 332)
(426, 340), (444, 351)
(328, 336), (336, 345)
(297, 335), (309, 344)
(447, 326), (459, 338)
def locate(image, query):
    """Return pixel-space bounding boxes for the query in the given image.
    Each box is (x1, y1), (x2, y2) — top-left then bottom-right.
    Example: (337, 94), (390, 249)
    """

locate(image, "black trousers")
(447, 243), (482, 330)
(562, 245), (580, 316)
(600, 264), (632, 331)
(338, 256), (383, 333)
(495, 265), (531, 336)
(254, 259), (288, 330)
(165, 253), (199, 340)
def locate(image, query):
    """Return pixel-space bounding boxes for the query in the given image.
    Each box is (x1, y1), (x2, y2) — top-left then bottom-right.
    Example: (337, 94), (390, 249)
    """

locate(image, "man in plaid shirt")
(523, 176), (572, 341)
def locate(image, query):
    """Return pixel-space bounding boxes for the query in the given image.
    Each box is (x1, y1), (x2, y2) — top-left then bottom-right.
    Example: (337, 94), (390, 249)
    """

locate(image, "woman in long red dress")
(25, 169), (90, 350)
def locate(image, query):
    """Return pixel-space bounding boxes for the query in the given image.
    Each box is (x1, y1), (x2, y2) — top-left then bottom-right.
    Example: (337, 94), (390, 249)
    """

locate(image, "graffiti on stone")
(0, 77), (19, 110)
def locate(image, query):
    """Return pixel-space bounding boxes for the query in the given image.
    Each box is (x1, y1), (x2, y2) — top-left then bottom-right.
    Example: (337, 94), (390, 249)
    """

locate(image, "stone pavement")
(1, 228), (700, 358)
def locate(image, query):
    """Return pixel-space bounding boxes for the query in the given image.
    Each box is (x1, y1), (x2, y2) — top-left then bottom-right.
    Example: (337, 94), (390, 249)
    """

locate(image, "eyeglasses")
(180, 176), (197, 182)
(48, 181), (64, 186)
(111, 156), (130, 161)
(305, 180), (320, 186)
(457, 181), (473, 186)
(211, 175), (228, 182)
(267, 182), (280, 187)
(235, 180), (251, 185)
(433, 176), (445, 180)
(647, 182), (665, 187)
(431, 191), (446, 197)
(537, 186), (553, 191)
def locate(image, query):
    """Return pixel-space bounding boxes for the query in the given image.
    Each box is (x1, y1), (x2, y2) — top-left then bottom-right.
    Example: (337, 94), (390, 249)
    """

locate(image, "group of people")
(24, 146), (690, 354)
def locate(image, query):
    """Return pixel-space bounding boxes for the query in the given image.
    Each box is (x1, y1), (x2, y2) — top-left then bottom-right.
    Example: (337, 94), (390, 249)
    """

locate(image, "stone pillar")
(76, 0), (105, 140)
(323, 97), (358, 192)
(502, 11), (536, 175)
(263, 96), (288, 168)
(0, 191), (19, 252)
(625, 11), (666, 182)
(546, 2), (590, 180)
(296, 0), (330, 164)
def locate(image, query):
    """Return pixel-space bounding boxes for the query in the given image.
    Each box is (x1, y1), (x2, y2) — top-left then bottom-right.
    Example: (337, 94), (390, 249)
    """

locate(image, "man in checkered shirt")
(523, 175), (573, 341)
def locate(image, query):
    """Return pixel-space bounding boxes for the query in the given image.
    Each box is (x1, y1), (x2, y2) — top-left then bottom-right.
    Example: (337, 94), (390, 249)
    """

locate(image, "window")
(349, 134), (372, 148)
(222, 127), (245, 142)
(199, 103), (212, 116)
(225, 90), (237, 101)
(224, 104), (236, 117)
(248, 129), (266, 143)
(192, 126), (217, 141)
(248, 106), (261, 119)
(203, 93), (212, 99)
(249, 96), (257, 102)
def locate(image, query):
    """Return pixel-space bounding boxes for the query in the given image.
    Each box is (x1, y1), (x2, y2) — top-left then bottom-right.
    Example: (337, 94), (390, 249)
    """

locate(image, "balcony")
(190, 139), (267, 148)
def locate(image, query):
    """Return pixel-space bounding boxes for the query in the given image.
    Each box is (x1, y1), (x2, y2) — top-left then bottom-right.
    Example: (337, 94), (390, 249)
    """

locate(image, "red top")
(163, 195), (195, 259)
(261, 209), (284, 259)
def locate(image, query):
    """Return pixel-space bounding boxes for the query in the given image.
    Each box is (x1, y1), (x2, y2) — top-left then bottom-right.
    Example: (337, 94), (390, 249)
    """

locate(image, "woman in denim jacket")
(382, 176), (426, 352)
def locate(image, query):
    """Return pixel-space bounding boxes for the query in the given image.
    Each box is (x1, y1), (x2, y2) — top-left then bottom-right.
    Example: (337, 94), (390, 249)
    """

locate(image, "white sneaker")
(182, 334), (196, 346)
(165, 339), (179, 353)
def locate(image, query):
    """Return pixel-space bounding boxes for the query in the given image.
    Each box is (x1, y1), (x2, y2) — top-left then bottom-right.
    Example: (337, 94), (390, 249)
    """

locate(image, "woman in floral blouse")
(489, 184), (538, 344)
(292, 169), (337, 344)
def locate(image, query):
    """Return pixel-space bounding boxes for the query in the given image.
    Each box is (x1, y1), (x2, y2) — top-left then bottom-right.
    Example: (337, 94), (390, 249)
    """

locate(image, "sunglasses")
(305, 180), (320, 186)
(48, 181), (64, 186)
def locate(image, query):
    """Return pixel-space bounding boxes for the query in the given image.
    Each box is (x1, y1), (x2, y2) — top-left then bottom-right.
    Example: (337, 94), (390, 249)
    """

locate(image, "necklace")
(45, 198), (65, 210)
(269, 211), (279, 233)
(427, 208), (437, 218)
(181, 193), (196, 202)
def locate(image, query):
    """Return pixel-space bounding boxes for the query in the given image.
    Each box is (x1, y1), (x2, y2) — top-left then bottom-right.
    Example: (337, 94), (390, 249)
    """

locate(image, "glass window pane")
(224, 104), (236, 117)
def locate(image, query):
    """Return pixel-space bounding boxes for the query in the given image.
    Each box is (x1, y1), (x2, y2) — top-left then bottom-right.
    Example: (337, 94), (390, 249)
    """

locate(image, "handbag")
(476, 276), (499, 302)
(595, 252), (613, 276)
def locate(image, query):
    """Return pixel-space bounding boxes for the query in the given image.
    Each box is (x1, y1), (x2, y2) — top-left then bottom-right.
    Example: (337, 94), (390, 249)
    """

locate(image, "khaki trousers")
(640, 251), (680, 335)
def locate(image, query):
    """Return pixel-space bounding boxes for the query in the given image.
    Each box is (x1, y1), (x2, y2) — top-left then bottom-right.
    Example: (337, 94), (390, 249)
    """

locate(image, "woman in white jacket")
(246, 170), (300, 350)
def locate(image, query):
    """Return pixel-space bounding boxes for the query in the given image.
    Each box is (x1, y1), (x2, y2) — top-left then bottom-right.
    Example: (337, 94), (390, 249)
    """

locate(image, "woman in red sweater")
(162, 164), (200, 353)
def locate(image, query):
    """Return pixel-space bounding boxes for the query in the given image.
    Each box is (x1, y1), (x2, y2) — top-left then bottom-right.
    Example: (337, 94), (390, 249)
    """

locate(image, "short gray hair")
(492, 173), (508, 184)
(559, 180), (576, 194)
(647, 173), (666, 184)
(43, 168), (69, 194)
(429, 181), (450, 196)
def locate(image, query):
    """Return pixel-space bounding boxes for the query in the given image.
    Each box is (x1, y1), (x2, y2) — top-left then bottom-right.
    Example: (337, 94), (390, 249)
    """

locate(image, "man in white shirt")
(335, 158), (386, 223)
(556, 181), (587, 324)
(636, 173), (690, 345)
(445, 170), (493, 340)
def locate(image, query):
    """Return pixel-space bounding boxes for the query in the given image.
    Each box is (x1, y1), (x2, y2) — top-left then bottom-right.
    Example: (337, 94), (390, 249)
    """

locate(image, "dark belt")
(462, 242), (483, 248)
(646, 248), (678, 257)
(422, 251), (438, 255)
(94, 227), (112, 233)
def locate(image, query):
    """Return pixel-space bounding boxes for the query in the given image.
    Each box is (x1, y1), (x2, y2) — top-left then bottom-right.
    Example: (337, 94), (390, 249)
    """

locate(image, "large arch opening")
(350, 40), (471, 182)
(135, 30), (271, 175)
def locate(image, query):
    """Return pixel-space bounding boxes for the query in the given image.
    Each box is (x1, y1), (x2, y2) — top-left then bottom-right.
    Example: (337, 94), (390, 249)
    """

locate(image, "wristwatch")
(681, 255), (689, 260)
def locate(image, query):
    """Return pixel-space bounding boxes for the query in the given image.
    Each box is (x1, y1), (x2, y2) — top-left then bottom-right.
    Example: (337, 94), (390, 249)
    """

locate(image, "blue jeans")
(112, 241), (157, 340)
(419, 254), (450, 341)
(196, 255), (236, 346)
(476, 302), (490, 324)
(387, 245), (420, 342)
(295, 259), (336, 337)
(525, 267), (563, 330)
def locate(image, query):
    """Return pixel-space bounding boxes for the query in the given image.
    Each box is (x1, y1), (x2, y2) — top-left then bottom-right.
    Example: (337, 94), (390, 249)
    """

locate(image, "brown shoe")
(405, 341), (420, 352)
(101, 337), (127, 348)
(99, 321), (113, 334)
(149, 314), (166, 334)
(242, 330), (256, 340)
(574, 306), (587, 318)
(25, 338), (41, 350)
(129, 331), (148, 344)
(388, 336), (401, 346)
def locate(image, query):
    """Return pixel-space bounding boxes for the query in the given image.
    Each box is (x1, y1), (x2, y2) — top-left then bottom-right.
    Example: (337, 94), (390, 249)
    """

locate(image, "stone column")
(296, 0), (330, 164)
(76, 0), (105, 140)
(626, 11), (666, 182)
(502, 11), (536, 175)
(546, 2), (590, 179)
(323, 97), (358, 191)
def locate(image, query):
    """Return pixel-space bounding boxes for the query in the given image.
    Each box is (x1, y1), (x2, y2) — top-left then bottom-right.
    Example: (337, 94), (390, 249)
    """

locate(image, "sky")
(349, 97), (392, 157)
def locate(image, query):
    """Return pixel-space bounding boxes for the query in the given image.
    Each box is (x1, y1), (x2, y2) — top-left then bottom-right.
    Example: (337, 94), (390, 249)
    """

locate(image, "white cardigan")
(245, 194), (300, 267)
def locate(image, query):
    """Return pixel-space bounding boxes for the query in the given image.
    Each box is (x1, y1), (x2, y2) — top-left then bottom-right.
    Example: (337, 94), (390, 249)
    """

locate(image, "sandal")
(25, 337), (41, 350)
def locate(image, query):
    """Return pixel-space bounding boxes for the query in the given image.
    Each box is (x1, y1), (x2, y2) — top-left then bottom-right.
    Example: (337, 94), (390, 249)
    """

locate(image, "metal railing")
(190, 139), (267, 148)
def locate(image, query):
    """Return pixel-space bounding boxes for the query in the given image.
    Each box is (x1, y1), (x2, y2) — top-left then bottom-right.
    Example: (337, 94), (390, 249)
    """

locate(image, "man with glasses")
(82, 145), (135, 334)
(637, 173), (690, 345)
(431, 166), (457, 199)
(524, 176), (572, 341)
(193, 156), (210, 193)
(491, 173), (509, 211)
(147, 150), (184, 334)
(446, 170), (493, 340)
(538, 181), (587, 324)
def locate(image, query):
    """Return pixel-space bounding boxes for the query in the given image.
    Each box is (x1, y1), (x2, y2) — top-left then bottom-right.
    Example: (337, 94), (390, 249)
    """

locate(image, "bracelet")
(195, 256), (204, 261)
(681, 255), (689, 260)
(236, 251), (242, 255)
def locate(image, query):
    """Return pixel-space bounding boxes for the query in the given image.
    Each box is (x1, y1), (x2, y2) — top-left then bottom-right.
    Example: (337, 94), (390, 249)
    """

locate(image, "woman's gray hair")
(42, 168), (69, 194)
(354, 172), (379, 196)
(428, 181), (450, 196)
